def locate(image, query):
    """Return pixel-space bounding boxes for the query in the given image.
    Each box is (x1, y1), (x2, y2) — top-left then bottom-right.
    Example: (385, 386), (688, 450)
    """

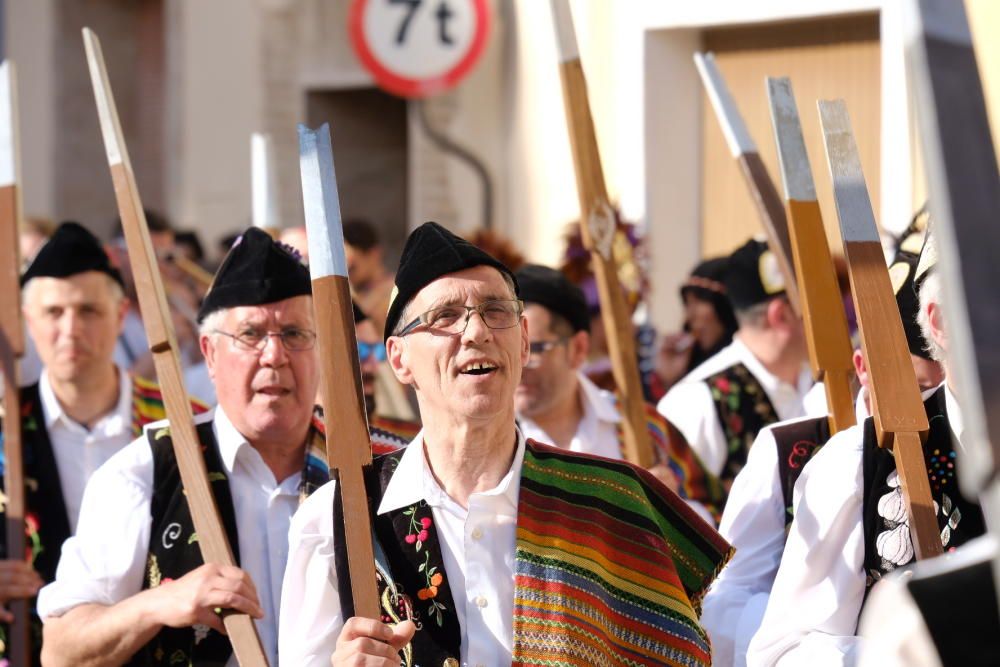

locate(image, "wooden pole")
(0, 59), (30, 667)
(766, 77), (855, 434)
(818, 99), (942, 560)
(549, 0), (653, 468)
(298, 123), (380, 619)
(695, 53), (801, 316)
(83, 29), (269, 665)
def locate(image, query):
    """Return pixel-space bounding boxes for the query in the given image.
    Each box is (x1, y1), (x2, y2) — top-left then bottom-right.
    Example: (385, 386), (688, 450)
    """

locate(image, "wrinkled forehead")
(410, 265), (514, 311)
(25, 272), (119, 305)
(220, 295), (315, 327)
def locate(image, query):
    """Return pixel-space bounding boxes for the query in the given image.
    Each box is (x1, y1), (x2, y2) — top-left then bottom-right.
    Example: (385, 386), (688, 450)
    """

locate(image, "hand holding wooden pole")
(819, 99), (942, 559)
(0, 58), (30, 667)
(83, 28), (269, 665)
(766, 77), (855, 434)
(549, 0), (653, 468)
(695, 53), (801, 315)
(298, 123), (379, 619)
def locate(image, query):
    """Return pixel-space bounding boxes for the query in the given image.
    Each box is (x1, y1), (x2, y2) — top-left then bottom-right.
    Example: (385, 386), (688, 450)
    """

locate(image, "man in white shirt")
(279, 222), (729, 667)
(747, 232), (986, 666)
(513, 263), (722, 510)
(657, 239), (813, 499)
(702, 243), (945, 667)
(38, 228), (320, 666)
(0, 222), (203, 663)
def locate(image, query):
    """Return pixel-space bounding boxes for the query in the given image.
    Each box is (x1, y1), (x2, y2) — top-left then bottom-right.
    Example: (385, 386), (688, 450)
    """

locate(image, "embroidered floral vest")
(861, 387), (986, 594)
(772, 416), (831, 528)
(0, 380), (192, 664)
(332, 439), (732, 667)
(705, 363), (780, 490)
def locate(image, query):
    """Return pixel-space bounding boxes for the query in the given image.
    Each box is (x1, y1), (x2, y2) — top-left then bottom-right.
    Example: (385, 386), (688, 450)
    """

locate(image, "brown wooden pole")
(819, 99), (942, 559)
(83, 29), (269, 664)
(767, 77), (856, 434)
(550, 0), (653, 469)
(298, 123), (380, 619)
(0, 58), (30, 667)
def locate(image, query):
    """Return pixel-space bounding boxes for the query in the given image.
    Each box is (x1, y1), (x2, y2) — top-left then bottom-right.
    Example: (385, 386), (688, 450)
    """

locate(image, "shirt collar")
(212, 405), (250, 474)
(378, 426), (526, 515)
(39, 366), (132, 434)
(731, 336), (813, 398)
(943, 381), (964, 448)
(576, 372), (620, 424)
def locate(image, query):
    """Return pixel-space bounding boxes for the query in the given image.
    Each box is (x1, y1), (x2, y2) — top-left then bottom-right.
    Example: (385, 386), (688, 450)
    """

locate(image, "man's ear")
(852, 348), (868, 388)
(928, 301), (947, 355)
(567, 330), (590, 369)
(200, 334), (217, 380)
(116, 295), (130, 335)
(519, 316), (530, 368)
(386, 336), (414, 386)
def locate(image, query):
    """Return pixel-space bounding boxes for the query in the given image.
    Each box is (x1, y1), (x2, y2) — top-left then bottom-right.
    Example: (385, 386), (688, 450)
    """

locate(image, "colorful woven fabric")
(513, 441), (732, 667)
(130, 374), (208, 436)
(370, 414), (421, 455)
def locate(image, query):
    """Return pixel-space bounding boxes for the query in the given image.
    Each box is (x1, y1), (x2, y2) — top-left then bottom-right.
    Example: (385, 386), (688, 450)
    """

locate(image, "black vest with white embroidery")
(126, 421), (240, 667)
(861, 386), (986, 594)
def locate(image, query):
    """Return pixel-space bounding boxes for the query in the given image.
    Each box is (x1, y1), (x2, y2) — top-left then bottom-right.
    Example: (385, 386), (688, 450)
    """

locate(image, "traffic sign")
(349, 0), (491, 99)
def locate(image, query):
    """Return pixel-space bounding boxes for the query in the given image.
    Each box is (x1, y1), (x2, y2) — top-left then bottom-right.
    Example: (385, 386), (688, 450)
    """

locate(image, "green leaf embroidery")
(188, 533), (199, 545)
(207, 472), (227, 482)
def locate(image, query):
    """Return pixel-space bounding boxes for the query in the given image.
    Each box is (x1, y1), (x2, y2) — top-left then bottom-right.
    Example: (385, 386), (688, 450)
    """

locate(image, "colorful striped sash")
(513, 441), (732, 666)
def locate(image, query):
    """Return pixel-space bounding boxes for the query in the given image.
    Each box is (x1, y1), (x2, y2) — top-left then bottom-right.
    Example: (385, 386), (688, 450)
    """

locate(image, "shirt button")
(471, 527), (483, 540)
(475, 595), (488, 608)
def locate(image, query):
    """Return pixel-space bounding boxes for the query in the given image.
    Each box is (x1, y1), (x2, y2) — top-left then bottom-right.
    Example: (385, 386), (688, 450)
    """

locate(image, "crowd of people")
(0, 190), (992, 666)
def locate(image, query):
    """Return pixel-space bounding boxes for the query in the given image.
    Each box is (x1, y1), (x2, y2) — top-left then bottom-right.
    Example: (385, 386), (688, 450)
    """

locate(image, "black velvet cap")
(196, 227), (311, 323)
(723, 239), (786, 311)
(384, 221), (518, 341)
(21, 221), (124, 288)
(515, 264), (590, 333)
(890, 251), (932, 360)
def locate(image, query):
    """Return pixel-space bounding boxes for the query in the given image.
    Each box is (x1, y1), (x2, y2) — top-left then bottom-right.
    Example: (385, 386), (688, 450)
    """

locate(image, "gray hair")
(198, 309), (227, 340)
(916, 270), (945, 362)
(21, 274), (125, 308)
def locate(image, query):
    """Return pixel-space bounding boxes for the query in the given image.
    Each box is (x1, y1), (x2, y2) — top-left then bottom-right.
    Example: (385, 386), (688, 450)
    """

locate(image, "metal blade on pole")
(251, 133), (280, 237)
(694, 52), (800, 315)
(298, 123), (380, 619)
(83, 28), (269, 665)
(0, 58), (30, 667)
(903, 0), (1000, 602)
(766, 77), (855, 433)
(819, 98), (942, 559)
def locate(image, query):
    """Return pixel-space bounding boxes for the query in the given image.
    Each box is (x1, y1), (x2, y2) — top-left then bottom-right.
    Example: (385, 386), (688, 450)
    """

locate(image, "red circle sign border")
(348, 0), (492, 99)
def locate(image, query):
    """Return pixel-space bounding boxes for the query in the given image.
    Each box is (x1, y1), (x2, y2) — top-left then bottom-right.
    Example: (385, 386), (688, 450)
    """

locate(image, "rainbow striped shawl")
(513, 441), (731, 666)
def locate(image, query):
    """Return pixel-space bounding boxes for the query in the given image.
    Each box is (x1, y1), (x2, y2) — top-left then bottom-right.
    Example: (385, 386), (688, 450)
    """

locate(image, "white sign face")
(350, 0), (491, 98)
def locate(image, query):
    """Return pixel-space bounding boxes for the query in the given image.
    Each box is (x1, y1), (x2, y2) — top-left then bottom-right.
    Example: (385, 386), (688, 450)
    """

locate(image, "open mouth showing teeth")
(460, 362), (498, 375)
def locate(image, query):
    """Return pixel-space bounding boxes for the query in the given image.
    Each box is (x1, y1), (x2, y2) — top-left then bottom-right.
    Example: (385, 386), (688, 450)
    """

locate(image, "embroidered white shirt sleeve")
(701, 424), (785, 667)
(746, 423), (867, 667)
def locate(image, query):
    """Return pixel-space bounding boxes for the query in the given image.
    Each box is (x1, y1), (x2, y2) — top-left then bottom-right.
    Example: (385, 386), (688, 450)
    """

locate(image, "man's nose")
(258, 333), (288, 366)
(461, 309), (492, 344)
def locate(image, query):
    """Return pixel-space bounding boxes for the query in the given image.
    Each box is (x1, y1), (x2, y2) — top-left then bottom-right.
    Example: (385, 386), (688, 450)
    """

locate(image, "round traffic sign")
(349, 0), (491, 99)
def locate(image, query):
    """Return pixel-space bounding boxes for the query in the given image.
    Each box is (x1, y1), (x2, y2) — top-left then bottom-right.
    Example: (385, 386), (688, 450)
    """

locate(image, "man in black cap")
(38, 228), (320, 667)
(748, 229), (986, 665)
(280, 222), (730, 667)
(701, 227), (945, 667)
(0, 222), (204, 663)
(657, 238), (814, 501)
(513, 263), (722, 517)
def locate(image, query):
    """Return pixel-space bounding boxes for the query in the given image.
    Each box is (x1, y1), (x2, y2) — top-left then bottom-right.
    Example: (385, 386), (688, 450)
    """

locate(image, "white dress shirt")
(702, 389), (868, 667)
(657, 337), (815, 478)
(38, 366), (135, 533)
(518, 372), (621, 459)
(37, 406), (301, 667)
(279, 429), (526, 667)
(747, 383), (962, 667)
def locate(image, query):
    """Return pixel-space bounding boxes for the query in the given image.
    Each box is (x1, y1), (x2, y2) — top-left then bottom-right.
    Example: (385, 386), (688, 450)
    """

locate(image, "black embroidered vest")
(861, 387), (986, 593)
(126, 421), (241, 667)
(0, 384), (73, 662)
(772, 416), (831, 528)
(333, 451), (462, 667)
(705, 363), (780, 487)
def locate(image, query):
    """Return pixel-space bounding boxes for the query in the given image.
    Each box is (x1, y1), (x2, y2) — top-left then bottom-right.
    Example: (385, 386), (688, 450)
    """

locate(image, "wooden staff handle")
(84, 28), (269, 665)
(551, 1), (653, 469)
(0, 57), (30, 665)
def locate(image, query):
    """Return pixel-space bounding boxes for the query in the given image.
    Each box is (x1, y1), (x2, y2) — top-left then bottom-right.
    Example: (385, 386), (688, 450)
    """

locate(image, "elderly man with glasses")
(39, 229), (323, 667)
(279, 222), (730, 667)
